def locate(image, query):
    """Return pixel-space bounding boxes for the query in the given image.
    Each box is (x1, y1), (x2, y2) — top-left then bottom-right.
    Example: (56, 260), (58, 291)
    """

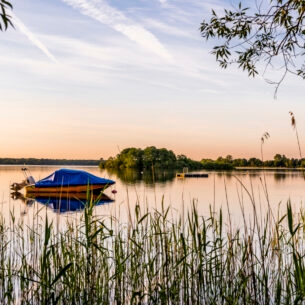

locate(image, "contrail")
(11, 12), (57, 63)
(61, 0), (172, 61)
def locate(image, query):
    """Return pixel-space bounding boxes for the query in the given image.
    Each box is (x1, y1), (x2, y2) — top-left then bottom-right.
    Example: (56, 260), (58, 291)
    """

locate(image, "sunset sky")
(0, 0), (304, 161)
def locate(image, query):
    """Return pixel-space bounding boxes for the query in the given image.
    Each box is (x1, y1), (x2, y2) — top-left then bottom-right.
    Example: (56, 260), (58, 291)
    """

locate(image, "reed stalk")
(0, 191), (304, 304)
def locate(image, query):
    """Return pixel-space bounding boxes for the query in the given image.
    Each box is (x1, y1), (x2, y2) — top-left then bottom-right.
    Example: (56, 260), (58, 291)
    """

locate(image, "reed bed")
(0, 195), (305, 304)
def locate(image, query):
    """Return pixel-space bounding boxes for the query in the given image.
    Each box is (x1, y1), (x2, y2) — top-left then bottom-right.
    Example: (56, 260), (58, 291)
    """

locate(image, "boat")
(14, 168), (115, 194)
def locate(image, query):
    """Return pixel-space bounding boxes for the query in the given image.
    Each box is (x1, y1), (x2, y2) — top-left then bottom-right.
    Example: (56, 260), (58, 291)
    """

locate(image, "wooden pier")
(176, 173), (208, 178)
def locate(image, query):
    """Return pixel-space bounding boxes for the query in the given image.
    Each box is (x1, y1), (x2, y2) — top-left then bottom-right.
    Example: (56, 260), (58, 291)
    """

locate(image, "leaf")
(50, 263), (73, 287)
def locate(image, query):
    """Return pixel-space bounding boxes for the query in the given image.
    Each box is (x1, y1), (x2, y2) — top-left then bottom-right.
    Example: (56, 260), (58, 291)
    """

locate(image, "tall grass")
(0, 194), (305, 304)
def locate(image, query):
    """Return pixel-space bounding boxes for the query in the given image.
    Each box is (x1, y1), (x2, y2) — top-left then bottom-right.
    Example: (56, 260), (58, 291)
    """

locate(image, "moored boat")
(23, 168), (115, 194)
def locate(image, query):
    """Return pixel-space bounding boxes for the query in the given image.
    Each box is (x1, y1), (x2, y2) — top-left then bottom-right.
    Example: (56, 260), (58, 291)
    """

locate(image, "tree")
(118, 147), (143, 169)
(248, 157), (263, 167)
(273, 153), (288, 167)
(0, 1), (13, 31)
(142, 146), (158, 169)
(200, 1), (305, 94)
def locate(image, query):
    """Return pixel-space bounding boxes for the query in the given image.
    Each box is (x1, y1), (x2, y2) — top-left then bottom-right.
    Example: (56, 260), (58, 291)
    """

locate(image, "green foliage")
(0, 1), (13, 31)
(142, 146), (177, 169)
(200, 1), (305, 91)
(102, 146), (203, 170)
(200, 154), (305, 169)
(102, 146), (305, 172)
(200, 156), (234, 170)
(176, 154), (203, 170)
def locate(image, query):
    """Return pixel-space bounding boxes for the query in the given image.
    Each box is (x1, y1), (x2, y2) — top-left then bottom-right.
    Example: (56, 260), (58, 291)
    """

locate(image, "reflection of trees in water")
(273, 170), (305, 182)
(247, 171), (261, 179)
(274, 172), (287, 182)
(104, 168), (176, 185)
(214, 171), (232, 179)
(215, 170), (258, 180)
(103, 168), (305, 185)
(214, 171), (233, 180)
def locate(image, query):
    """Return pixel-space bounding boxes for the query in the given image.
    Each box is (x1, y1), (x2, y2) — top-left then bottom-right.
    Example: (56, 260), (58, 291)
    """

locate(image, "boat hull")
(26, 191), (112, 201)
(25, 183), (112, 194)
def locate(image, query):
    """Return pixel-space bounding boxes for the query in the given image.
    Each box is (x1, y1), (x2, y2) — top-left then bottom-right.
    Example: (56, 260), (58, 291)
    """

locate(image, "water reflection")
(5, 166), (305, 222)
(106, 168), (176, 185)
(10, 191), (114, 213)
(214, 171), (235, 180)
(274, 172), (287, 181)
(11, 191), (35, 206)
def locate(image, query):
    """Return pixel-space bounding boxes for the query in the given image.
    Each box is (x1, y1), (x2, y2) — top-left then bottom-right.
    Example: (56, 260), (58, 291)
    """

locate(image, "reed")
(0, 193), (305, 304)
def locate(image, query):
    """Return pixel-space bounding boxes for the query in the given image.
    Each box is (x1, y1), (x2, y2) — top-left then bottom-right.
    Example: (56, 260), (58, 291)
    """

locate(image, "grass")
(0, 192), (305, 304)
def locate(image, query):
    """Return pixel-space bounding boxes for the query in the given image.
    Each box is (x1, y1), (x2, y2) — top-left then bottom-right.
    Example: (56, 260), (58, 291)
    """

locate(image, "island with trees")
(99, 146), (305, 171)
(99, 147), (203, 171)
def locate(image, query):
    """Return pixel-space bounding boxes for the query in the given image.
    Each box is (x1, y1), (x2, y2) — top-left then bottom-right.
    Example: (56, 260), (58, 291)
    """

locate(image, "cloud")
(61, 0), (172, 61)
(145, 18), (190, 38)
(11, 12), (57, 63)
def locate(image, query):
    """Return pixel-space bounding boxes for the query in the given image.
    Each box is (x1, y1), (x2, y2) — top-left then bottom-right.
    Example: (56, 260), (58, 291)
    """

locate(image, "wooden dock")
(176, 173), (208, 178)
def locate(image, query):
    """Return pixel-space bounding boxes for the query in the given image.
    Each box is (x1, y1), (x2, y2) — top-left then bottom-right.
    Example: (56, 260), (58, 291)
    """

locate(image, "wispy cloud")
(145, 18), (190, 38)
(11, 12), (57, 63)
(61, 0), (172, 61)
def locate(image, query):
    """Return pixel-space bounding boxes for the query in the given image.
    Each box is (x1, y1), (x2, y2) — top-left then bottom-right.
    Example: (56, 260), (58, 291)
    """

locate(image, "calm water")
(1, 165), (305, 227)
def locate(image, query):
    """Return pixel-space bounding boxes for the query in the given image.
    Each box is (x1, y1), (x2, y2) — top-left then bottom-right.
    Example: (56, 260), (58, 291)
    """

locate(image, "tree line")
(0, 158), (100, 166)
(201, 154), (305, 170)
(100, 147), (305, 171)
(1, 151), (303, 170)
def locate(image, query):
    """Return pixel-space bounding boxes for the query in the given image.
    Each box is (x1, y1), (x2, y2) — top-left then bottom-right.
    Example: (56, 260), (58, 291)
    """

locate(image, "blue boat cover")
(35, 168), (115, 187)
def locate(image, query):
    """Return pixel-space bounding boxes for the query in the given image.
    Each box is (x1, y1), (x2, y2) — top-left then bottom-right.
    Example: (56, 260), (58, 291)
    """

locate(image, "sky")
(0, 0), (304, 161)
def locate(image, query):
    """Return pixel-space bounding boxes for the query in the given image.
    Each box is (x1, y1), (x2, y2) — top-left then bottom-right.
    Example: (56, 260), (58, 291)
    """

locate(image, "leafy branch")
(200, 1), (305, 92)
(0, 0), (13, 31)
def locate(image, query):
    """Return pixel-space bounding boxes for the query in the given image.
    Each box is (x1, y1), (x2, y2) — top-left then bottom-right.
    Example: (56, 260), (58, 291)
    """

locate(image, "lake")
(2, 165), (305, 304)
(1, 165), (305, 228)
